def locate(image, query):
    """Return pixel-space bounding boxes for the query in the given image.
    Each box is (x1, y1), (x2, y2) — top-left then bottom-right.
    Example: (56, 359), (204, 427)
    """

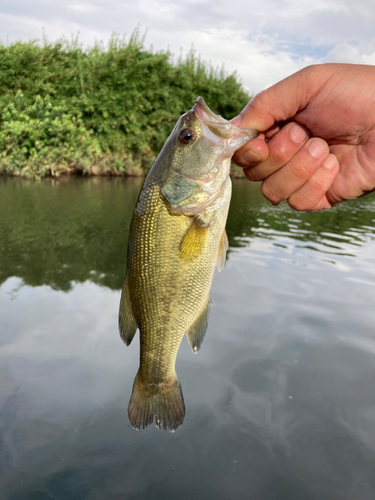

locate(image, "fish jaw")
(194, 96), (258, 157)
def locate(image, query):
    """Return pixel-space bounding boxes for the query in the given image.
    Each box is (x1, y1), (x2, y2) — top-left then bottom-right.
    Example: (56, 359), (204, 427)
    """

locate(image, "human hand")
(232, 64), (375, 211)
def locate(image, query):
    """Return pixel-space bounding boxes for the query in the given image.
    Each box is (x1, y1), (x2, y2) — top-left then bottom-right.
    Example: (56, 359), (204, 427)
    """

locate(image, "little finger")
(287, 155), (340, 211)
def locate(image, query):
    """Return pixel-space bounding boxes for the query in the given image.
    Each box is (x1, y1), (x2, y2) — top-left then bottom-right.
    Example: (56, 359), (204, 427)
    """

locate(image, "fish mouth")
(193, 96), (259, 143)
(194, 96), (226, 123)
(178, 97), (259, 184)
(193, 97), (233, 139)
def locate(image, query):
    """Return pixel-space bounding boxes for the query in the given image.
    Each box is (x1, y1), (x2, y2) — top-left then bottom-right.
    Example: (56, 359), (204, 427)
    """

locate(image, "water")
(1, 176), (375, 500)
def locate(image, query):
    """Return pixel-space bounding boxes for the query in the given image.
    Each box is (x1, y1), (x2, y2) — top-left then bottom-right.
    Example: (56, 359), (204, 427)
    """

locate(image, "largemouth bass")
(119, 97), (257, 431)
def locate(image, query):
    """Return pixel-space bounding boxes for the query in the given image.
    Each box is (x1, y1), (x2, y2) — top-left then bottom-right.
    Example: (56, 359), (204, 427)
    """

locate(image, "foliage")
(0, 92), (101, 178)
(0, 30), (251, 178)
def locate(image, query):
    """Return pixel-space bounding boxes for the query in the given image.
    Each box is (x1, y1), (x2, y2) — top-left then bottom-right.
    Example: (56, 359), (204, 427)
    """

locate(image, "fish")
(119, 97), (257, 431)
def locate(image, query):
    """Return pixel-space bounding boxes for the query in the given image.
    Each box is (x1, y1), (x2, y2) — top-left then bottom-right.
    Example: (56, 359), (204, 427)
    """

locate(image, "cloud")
(1, 0), (375, 94)
(162, 28), (315, 94)
(325, 39), (375, 65)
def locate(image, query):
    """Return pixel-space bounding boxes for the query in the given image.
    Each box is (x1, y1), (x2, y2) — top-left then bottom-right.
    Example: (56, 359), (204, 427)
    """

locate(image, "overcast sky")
(1, 0), (375, 94)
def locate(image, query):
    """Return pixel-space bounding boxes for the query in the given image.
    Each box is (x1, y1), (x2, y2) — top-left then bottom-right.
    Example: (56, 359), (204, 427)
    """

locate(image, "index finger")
(232, 135), (269, 166)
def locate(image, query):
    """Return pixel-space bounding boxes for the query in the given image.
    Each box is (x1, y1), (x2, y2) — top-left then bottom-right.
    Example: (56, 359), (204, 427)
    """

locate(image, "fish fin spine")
(128, 372), (185, 432)
(186, 296), (211, 353)
(119, 274), (138, 346)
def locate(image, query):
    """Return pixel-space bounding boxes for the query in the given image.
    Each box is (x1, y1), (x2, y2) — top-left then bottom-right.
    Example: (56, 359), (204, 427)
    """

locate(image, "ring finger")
(260, 137), (330, 205)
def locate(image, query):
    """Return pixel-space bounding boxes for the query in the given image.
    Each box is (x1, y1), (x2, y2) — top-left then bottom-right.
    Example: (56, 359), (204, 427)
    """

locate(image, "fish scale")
(130, 179), (219, 372)
(119, 97), (257, 431)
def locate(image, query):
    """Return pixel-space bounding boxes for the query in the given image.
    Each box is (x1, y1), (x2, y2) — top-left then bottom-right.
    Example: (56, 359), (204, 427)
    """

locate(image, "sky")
(1, 0), (375, 94)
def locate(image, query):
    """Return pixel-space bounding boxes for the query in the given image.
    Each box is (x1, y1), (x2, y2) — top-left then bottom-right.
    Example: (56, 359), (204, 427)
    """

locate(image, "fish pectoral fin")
(119, 274), (138, 346)
(186, 297), (211, 353)
(179, 217), (208, 261)
(216, 229), (229, 272)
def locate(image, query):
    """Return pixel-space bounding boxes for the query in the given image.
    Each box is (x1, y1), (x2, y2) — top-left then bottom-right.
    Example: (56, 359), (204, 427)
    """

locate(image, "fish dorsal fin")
(179, 217), (208, 261)
(119, 274), (138, 346)
(216, 229), (228, 272)
(186, 297), (211, 353)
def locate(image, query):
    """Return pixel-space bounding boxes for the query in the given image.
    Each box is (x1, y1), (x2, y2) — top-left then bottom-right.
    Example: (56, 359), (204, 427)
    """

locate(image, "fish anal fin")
(186, 297), (211, 353)
(119, 274), (138, 346)
(216, 229), (228, 272)
(128, 372), (185, 432)
(179, 219), (208, 261)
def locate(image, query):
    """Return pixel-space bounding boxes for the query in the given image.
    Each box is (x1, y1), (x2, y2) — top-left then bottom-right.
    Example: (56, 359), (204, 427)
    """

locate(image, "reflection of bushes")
(0, 177), (144, 290)
(1, 177), (374, 291)
(0, 30), (251, 178)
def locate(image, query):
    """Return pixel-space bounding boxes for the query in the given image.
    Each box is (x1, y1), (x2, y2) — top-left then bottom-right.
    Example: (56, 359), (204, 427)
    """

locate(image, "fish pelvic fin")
(128, 372), (185, 432)
(216, 229), (229, 272)
(186, 296), (211, 353)
(119, 274), (138, 346)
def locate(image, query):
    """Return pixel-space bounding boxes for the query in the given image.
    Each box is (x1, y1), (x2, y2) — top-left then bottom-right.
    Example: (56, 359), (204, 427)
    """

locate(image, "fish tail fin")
(128, 372), (185, 432)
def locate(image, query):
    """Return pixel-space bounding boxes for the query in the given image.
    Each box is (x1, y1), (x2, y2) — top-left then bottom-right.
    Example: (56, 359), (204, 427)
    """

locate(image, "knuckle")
(288, 178), (327, 212)
(269, 141), (290, 166)
(261, 180), (283, 204)
(245, 166), (263, 182)
(250, 90), (269, 111)
(291, 160), (311, 181)
(288, 196), (311, 211)
(308, 175), (326, 193)
(288, 197), (323, 212)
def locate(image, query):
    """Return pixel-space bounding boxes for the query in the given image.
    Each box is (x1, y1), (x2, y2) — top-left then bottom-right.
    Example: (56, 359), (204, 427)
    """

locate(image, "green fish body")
(119, 97), (257, 431)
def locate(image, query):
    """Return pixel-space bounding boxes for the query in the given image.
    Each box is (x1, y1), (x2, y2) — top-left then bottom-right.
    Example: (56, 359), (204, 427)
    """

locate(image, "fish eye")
(179, 129), (195, 145)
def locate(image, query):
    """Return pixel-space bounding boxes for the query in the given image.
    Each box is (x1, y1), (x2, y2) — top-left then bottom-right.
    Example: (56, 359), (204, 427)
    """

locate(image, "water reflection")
(1, 177), (375, 499)
(228, 180), (375, 258)
(1, 177), (375, 292)
(0, 176), (143, 290)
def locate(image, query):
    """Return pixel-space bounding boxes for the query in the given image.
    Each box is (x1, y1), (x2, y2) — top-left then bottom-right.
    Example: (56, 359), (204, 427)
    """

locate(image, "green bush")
(0, 30), (251, 178)
(0, 92), (101, 178)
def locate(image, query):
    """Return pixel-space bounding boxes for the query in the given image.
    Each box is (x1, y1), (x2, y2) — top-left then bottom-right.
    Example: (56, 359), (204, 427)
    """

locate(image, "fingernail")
(308, 140), (327, 159)
(323, 154), (338, 170)
(290, 124), (308, 144)
(243, 150), (262, 163)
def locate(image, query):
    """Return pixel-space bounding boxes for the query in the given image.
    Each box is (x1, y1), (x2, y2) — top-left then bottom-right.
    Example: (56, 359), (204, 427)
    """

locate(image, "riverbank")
(4, 162), (246, 179)
(0, 30), (250, 179)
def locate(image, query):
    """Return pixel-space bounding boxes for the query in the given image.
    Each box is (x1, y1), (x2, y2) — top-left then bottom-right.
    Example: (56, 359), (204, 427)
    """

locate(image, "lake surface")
(1, 176), (375, 500)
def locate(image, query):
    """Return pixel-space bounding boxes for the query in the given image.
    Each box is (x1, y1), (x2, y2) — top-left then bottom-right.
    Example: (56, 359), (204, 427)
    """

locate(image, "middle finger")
(244, 122), (310, 182)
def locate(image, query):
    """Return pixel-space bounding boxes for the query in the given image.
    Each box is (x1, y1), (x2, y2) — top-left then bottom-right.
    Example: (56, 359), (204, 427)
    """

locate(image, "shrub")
(0, 30), (251, 178)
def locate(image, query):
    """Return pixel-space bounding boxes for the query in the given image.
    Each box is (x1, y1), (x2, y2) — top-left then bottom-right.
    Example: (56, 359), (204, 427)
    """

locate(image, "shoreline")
(0, 164), (246, 179)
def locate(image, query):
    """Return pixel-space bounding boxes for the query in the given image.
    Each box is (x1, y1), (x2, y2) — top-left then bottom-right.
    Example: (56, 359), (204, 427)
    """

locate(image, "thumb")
(234, 65), (327, 132)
